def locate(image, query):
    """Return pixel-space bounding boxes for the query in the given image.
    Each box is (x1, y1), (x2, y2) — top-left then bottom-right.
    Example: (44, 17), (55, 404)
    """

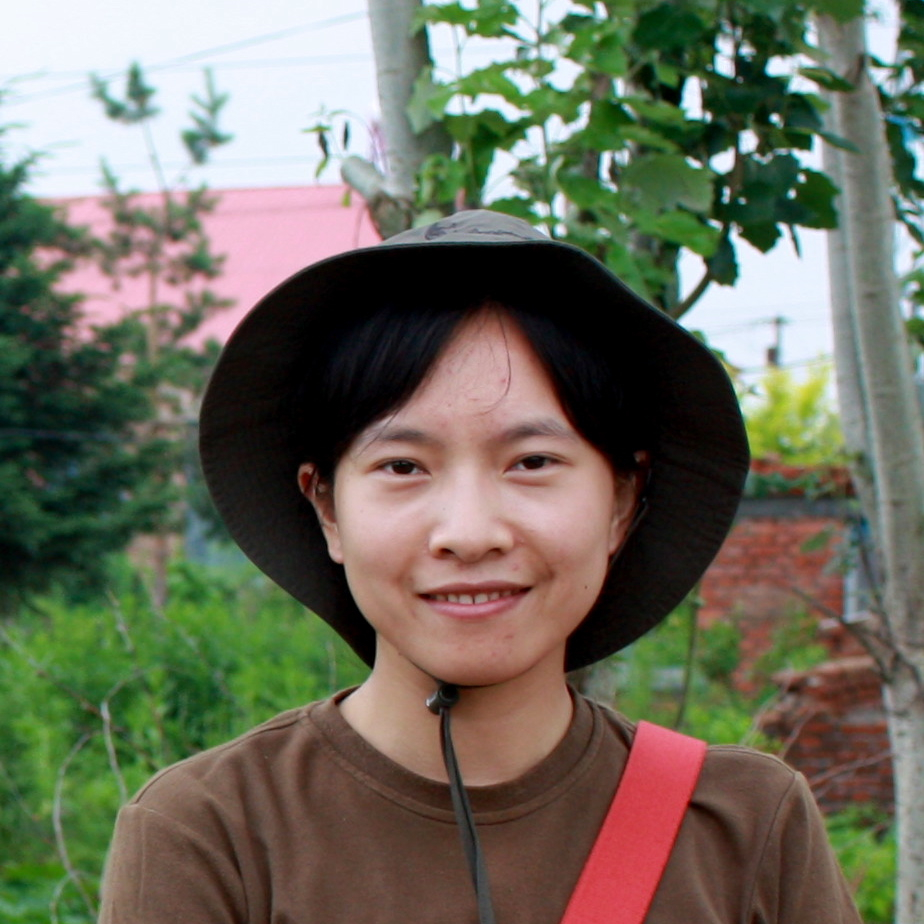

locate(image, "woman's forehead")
(367, 309), (566, 433)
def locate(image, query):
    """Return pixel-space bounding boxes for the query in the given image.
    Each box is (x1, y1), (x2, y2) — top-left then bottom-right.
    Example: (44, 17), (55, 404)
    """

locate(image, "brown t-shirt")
(99, 692), (860, 923)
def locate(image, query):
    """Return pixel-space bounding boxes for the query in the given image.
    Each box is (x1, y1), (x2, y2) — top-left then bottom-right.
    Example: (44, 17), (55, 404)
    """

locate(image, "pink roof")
(56, 185), (380, 345)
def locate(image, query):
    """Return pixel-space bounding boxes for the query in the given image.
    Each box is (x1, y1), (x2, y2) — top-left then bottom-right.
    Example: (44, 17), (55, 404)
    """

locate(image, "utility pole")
(766, 315), (787, 367)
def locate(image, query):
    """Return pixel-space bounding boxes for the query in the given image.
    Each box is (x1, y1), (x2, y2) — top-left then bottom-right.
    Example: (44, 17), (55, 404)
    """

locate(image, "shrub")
(826, 810), (896, 924)
(0, 559), (367, 920)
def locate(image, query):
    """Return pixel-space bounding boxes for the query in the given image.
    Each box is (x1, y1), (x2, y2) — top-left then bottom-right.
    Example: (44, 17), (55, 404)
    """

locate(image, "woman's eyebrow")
(359, 418), (577, 449)
(501, 419), (578, 442)
(361, 425), (433, 447)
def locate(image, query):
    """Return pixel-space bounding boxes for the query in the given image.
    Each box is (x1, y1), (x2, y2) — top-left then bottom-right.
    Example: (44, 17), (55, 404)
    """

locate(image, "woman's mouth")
(424, 588), (523, 605)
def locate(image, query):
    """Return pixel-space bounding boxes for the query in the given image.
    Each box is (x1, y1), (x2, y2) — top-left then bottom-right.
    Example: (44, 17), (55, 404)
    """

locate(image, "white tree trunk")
(820, 132), (873, 489)
(884, 662), (924, 924)
(818, 14), (924, 924)
(355, 0), (453, 237)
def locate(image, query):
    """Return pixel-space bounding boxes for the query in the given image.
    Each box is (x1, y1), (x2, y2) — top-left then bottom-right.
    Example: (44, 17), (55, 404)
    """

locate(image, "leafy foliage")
(884, 0), (924, 294)
(611, 596), (826, 743)
(0, 66), (234, 609)
(0, 560), (368, 920)
(0, 138), (173, 609)
(339, 0), (861, 315)
(743, 364), (844, 465)
(826, 809), (896, 924)
(87, 66), (235, 574)
(324, 0), (924, 330)
(89, 65), (232, 372)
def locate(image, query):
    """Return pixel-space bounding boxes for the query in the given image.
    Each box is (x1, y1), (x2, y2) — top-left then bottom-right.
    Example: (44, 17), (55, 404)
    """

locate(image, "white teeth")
(431, 590), (518, 604)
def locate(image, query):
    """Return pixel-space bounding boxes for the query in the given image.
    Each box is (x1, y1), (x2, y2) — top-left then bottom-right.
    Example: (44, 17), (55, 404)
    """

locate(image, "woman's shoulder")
(593, 703), (805, 809)
(593, 704), (858, 921)
(128, 696), (340, 816)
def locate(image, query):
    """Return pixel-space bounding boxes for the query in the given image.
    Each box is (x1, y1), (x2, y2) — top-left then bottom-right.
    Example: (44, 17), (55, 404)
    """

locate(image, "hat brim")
(200, 221), (748, 672)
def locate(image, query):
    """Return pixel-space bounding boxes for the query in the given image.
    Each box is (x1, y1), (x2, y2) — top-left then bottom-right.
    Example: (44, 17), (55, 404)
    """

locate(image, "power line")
(156, 12), (369, 67)
(6, 53), (375, 85)
(33, 154), (324, 180)
(3, 10), (370, 107)
(736, 354), (835, 376)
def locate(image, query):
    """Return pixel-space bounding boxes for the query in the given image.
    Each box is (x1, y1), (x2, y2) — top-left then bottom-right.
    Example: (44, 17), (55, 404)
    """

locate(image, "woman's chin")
(408, 650), (565, 694)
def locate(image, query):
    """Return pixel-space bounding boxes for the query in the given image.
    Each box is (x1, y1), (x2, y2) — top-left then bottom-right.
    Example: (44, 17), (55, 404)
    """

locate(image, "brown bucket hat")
(199, 210), (749, 672)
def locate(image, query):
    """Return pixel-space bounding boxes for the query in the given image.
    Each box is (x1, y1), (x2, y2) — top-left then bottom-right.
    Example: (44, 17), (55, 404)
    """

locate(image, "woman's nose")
(427, 477), (514, 562)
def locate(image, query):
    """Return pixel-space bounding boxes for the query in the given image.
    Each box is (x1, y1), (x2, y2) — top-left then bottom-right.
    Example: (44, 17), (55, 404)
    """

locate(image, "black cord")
(426, 683), (497, 924)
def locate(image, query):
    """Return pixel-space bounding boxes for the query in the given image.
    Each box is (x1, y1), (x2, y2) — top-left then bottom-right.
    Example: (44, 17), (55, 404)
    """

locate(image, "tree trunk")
(349, 0), (453, 238)
(818, 14), (924, 923)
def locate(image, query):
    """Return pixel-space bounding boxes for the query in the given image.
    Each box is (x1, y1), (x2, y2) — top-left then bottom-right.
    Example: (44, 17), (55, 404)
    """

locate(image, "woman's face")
(301, 311), (638, 690)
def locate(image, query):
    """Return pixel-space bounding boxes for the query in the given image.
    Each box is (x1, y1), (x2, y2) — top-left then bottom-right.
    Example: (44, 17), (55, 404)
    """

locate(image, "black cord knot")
(426, 682), (460, 715)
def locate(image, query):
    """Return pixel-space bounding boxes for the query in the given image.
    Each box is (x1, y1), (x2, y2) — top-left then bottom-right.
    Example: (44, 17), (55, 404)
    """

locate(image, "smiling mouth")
(424, 589), (523, 605)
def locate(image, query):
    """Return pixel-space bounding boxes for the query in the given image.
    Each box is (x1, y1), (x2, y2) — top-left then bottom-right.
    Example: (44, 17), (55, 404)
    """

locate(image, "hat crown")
(387, 210), (547, 248)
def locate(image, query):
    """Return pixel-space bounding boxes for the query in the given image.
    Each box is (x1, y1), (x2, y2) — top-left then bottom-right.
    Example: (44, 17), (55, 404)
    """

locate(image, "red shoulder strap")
(560, 720), (707, 924)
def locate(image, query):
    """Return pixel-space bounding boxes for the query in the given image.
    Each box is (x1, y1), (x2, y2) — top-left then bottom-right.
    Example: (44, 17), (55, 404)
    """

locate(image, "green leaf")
(705, 75), (779, 118)
(557, 167), (604, 209)
(633, 2), (708, 51)
(416, 0), (519, 37)
(811, 0), (864, 24)
(797, 65), (855, 92)
(653, 61), (682, 89)
(621, 154), (714, 213)
(627, 97), (687, 125)
(619, 125), (679, 152)
(743, 0), (795, 16)
(641, 210), (721, 256)
(740, 220), (780, 252)
(407, 70), (455, 134)
(817, 129), (859, 153)
(522, 84), (582, 123)
(707, 236), (739, 286)
(590, 34), (629, 75)
(413, 208), (447, 227)
(599, 243), (652, 302)
(746, 153), (801, 191)
(582, 100), (632, 148)
(906, 316), (924, 345)
(885, 116), (921, 198)
(793, 170), (838, 229)
(414, 1), (473, 28)
(457, 64), (525, 104)
(444, 109), (514, 144)
(487, 196), (540, 222)
(782, 93), (823, 132)
(418, 154), (468, 206)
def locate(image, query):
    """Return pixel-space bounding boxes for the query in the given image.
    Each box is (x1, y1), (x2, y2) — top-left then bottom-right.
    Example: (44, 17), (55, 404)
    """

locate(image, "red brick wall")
(699, 507), (866, 691)
(761, 658), (893, 814)
(696, 471), (892, 814)
(700, 514), (845, 627)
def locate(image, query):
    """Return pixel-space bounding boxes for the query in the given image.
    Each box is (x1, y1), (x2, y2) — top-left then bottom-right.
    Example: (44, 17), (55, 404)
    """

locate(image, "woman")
(100, 211), (860, 923)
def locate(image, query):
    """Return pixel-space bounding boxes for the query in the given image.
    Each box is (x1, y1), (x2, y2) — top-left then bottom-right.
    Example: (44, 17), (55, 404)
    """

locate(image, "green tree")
(322, 0), (855, 317)
(743, 365), (844, 465)
(0, 127), (172, 610)
(817, 10), (924, 921)
(88, 64), (234, 599)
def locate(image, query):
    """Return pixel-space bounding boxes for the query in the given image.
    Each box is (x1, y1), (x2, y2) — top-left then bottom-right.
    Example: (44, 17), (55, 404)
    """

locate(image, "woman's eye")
(514, 454), (554, 471)
(383, 459), (421, 475)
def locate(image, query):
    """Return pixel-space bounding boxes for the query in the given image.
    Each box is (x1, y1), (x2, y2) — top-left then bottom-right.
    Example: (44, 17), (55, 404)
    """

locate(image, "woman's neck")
(339, 664), (575, 786)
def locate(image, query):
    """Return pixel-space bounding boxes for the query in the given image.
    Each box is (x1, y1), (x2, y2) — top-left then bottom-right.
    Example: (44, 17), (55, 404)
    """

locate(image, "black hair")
(295, 296), (650, 483)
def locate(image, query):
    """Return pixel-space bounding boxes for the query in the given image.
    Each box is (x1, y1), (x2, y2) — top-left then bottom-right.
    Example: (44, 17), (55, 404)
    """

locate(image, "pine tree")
(0, 132), (172, 608)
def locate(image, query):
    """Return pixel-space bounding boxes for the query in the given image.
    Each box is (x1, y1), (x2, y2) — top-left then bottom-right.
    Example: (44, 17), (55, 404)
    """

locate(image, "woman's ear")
(297, 463), (344, 564)
(607, 451), (650, 556)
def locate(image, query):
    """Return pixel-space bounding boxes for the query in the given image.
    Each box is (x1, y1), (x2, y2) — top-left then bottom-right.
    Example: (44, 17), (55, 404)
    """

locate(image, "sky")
(3, 0), (897, 382)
